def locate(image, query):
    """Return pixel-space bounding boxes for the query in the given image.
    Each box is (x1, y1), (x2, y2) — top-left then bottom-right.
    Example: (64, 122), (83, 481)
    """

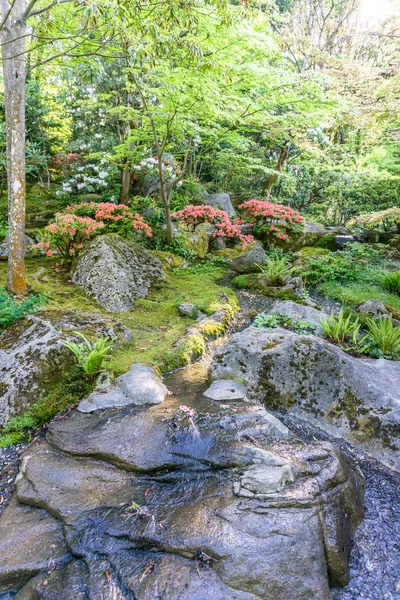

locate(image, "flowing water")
(164, 284), (400, 600)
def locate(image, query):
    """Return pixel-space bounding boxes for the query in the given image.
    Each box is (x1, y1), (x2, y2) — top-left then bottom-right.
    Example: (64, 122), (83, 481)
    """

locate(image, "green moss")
(0, 256), (237, 377)
(315, 235), (337, 250)
(0, 369), (94, 448)
(319, 279), (400, 311)
(293, 246), (331, 258)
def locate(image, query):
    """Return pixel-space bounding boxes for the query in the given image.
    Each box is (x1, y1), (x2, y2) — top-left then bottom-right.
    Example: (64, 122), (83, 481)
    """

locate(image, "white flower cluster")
(57, 163), (111, 197)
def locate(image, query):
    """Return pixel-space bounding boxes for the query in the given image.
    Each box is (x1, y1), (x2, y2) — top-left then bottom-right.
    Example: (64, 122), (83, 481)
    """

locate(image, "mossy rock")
(315, 235), (337, 250)
(232, 274), (301, 301)
(151, 250), (187, 270)
(293, 247), (331, 259)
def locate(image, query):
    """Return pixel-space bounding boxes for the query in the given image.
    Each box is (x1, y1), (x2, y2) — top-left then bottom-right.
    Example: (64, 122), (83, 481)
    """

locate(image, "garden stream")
(166, 285), (400, 600)
(0, 287), (399, 599)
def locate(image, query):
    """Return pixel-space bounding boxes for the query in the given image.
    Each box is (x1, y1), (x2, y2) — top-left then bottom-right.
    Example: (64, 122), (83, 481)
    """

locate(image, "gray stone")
(77, 386), (129, 413)
(0, 311), (131, 426)
(78, 363), (169, 412)
(269, 300), (328, 334)
(177, 302), (199, 318)
(0, 235), (35, 260)
(203, 192), (236, 217)
(71, 234), (164, 312)
(203, 379), (248, 401)
(227, 242), (267, 274)
(115, 364), (169, 405)
(0, 500), (71, 592)
(211, 326), (400, 471)
(3, 392), (364, 598)
(355, 300), (390, 318)
(234, 463), (294, 497)
(15, 441), (134, 523)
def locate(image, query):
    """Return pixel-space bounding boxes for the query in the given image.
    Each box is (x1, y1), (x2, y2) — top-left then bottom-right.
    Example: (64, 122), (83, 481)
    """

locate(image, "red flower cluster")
(37, 202), (152, 261)
(239, 200), (305, 241)
(172, 205), (253, 248)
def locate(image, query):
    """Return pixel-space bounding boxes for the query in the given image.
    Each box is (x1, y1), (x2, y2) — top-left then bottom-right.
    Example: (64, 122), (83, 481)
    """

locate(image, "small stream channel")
(165, 284), (400, 600)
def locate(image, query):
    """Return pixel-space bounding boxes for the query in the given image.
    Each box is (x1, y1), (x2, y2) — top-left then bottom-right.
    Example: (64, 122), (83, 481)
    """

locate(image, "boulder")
(177, 302), (199, 318)
(203, 192), (236, 217)
(211, 326), (400, 472)
(203, 379), (248, 401)
(0, 500), (71, 592)
(174, 227), (210, 258)
(0, 234), (35, 260)
(355, 300), (391, 318)
(78, 364), (169, 413)
(0, 311), (131, 426)
(227, 242), (267, 274)
(269, 300), (328, 335)
(71, 234), (164, 312)
(1, 390), (364, 597)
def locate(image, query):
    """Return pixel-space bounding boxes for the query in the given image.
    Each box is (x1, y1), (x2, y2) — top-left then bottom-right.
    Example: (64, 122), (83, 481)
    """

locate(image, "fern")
(365, 317), (400, 357)
(257, 256), (297, 286)
(383, 271), (400, 295)
(63, 331), (115, 378)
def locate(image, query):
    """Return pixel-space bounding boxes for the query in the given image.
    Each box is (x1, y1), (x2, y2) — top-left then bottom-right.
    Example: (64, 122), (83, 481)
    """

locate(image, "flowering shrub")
(133, 155), (184, 187)
(171, 205), (253, 248)
(238, 200), (305, 241)
(36, 202), (152, 260)
(56, 163), (114, 199)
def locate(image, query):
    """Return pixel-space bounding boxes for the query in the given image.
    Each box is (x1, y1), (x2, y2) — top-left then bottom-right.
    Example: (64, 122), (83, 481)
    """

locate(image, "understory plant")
(383, 271), (400, 295)
(304, 244), (384, 286)
(0, 288), (47, 328)
(320, 309), (369, 354)
(258, 255), (296, 286)
(365, 317), (400, 358)
(35, 202), (152, 260)
(238, 199), (305, 242)
(254, 312), (317, 335)
(63, 332), (115, 378)
(171, 204), (254, 248)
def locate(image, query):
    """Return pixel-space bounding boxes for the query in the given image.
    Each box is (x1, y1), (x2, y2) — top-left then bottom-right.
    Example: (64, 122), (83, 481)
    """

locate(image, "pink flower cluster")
(37, 202), (152, 261)
(171, 205), (254, 248)
(239, 200), (305, 241)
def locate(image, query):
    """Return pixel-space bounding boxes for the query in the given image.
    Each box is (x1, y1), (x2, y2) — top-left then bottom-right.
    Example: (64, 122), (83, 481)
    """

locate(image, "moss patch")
(0, 256), (237, 377)
(0, 369), (94, 447)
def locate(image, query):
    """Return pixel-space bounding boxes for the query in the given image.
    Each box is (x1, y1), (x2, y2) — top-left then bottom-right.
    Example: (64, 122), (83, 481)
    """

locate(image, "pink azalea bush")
(36, 202), (152, 260)
(171, 205), (254, 248)
(238, 200), (305, 241)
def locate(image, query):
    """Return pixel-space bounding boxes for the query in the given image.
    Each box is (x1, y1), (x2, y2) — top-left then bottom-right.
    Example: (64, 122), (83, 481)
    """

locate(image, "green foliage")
(0, 288), (47, 328)
(320, 309), (370, 355)
(383, 271), (400, 295)
(348, 207), (400, 232)
(304, 244), (384, 285)
(258, 255), (297, 286)
(63, 332), (115, 378)
(0, 370), (93, 448)
(254, 311), (317, 335)
(365, 317), (400, 359)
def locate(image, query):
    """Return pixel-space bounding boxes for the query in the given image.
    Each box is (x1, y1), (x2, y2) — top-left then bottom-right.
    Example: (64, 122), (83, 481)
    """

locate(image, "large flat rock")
(211, 326), (400, 471)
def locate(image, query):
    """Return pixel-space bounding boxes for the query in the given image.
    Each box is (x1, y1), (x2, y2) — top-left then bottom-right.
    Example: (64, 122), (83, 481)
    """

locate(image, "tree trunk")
(120, 166), (131, 204)
(262, 142), (291, 198)
(1, 0), (27, 295)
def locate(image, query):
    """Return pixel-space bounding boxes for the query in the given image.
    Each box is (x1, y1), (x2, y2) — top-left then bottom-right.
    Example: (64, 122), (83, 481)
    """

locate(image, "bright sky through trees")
(359, 0), (394, 22)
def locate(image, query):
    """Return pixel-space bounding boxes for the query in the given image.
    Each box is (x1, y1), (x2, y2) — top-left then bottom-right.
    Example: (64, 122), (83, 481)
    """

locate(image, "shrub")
(254, 312), (317, 335)
(36, 202), (152, 260)
(63, 332), (115, 379)
(238, 199), (305, 241)
(171, 204), (253, 248)
(257, 255), (297, 286)
(303, 244), (384, 286)
(383, 271), (400, 295)
(0, 288), (47, 328)
(365, 317), (400, 358)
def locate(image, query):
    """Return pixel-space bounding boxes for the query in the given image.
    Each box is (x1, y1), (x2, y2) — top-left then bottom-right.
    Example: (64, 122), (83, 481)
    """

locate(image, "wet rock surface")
(71, 234), (164, 312)
(281, 415), (400, 600)
(212, 326), (400, 472)
(0, 372), (364, 599)
(268, 299), (328, 334)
